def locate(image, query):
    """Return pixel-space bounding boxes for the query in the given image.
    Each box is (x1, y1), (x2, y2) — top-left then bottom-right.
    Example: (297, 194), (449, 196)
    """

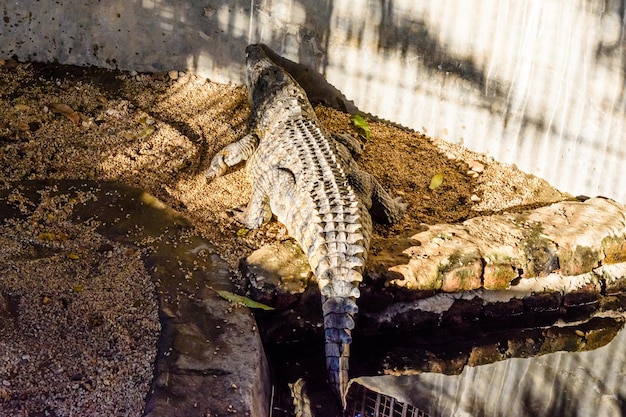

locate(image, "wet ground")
(0, 180), (268, 416)
(2, 180), (626, 416)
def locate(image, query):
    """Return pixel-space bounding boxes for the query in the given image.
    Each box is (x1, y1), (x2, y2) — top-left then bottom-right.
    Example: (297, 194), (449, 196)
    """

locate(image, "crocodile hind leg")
(289, 379), (313, 417)
(370, 177), (407, 224)
(332, 133), (363, 157)
(240, 166), (299, 229)
(239, 184), (272, 229)
(348, 170), (407, 224)
(204, 133), (259, 180)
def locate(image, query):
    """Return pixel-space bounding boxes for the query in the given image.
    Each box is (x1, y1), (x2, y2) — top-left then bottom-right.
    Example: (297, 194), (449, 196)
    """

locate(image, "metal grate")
(270, 381), (431, 417)
(345, 383), (431, 417)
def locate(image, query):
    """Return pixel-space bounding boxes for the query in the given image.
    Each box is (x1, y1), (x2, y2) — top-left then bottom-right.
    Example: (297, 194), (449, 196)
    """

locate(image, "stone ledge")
(243, 197), (626, 349)
(240, 197), (626, 413)
(366, 262), (626, 336)
(376, 197), (626, 292)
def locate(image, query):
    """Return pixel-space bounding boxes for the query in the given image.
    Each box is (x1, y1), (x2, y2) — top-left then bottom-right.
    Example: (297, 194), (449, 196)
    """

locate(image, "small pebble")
(468, 160), (485, 173)
(2, 380), (10, 387)
(70, 373), (84, 381)
(431, 237), (445, 245)
(130, 70), (138, 76)
(467, 170), (480, 178)
(3, 59), (18, 69)
(168, 70), (179, 80)
(203, 6), (216, 17)
(471, 194), (481, 202)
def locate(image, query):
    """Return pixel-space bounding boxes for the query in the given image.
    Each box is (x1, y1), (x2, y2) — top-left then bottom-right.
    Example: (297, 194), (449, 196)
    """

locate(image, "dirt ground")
(0, 58), (568, 415)
(0, 59), (567, 267)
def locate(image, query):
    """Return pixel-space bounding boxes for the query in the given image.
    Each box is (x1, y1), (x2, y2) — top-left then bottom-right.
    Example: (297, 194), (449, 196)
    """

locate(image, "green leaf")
(215, 290), (275, 310)
(352, 114), (371, 141)
(136, 125), (156, 139)
(429, 173), (444, 190)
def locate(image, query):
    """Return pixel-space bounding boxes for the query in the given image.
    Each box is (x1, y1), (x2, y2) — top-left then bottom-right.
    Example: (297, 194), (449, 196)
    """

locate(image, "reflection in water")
(353, 315), (626, 417)
(265, 278), (626, 416)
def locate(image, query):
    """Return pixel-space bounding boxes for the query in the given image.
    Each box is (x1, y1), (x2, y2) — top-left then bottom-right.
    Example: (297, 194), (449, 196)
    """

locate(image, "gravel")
(0, 188), (160, 416)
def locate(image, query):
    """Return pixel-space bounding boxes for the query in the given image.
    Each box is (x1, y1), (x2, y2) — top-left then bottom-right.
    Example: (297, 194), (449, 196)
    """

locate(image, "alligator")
(204, 44), (406, 406)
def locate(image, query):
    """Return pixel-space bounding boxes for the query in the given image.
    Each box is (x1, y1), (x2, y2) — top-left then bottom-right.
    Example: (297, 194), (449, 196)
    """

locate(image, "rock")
(241, 241), (313, 309)
(168, 70), (179, 80)
(440, 252), (483, 291)
(468, 160), (485, 173)
(233, 195), (626, 408)
(482, 263), (517, 290)
(388, 197), (626, 292)
(244, 198), (626, 346)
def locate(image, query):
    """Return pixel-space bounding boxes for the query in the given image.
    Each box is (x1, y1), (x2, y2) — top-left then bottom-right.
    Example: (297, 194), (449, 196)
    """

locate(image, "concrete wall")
(2, 0), (625, 202)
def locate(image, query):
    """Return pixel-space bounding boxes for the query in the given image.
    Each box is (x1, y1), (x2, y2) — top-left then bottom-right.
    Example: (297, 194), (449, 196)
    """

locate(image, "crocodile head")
(245, 44), (291, 102)
(245, 44), (272, 88)
(245, 44), (312, 130)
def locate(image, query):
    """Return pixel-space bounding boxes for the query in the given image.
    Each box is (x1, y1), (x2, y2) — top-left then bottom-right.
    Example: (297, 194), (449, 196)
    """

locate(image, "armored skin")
(205, 44), (406, 406)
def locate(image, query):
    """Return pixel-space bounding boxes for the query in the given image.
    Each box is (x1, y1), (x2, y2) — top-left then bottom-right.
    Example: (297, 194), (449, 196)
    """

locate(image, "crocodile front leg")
(204, 133), (259, 180)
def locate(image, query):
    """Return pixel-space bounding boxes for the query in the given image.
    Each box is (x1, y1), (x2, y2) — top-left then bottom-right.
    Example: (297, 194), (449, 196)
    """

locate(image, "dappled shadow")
(0, 180), (269, 416)
(5, 0), (624, 173)
(377, 0), (493, 91)
(0, 59), (250, 214)
(347, 316), (626, 416)
(3, 2), (626, 414)
(593, 0), (626, 107)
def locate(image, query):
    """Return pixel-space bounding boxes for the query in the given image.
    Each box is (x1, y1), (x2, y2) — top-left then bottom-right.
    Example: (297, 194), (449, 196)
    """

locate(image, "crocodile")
(204, 44), (406, 406)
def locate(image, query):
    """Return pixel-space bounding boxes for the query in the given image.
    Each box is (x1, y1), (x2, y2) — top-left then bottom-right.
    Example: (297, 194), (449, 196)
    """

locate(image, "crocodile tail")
(325, 339), (350, 408)
(322, 294), (358, 407)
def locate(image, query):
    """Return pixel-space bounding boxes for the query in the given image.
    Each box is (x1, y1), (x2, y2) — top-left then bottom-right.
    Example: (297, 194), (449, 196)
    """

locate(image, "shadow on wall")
(593, 0), (626, 105)
(2, 0), (626, 197)
(2, 0), (623, 109)
(80, 0), (337, 84)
